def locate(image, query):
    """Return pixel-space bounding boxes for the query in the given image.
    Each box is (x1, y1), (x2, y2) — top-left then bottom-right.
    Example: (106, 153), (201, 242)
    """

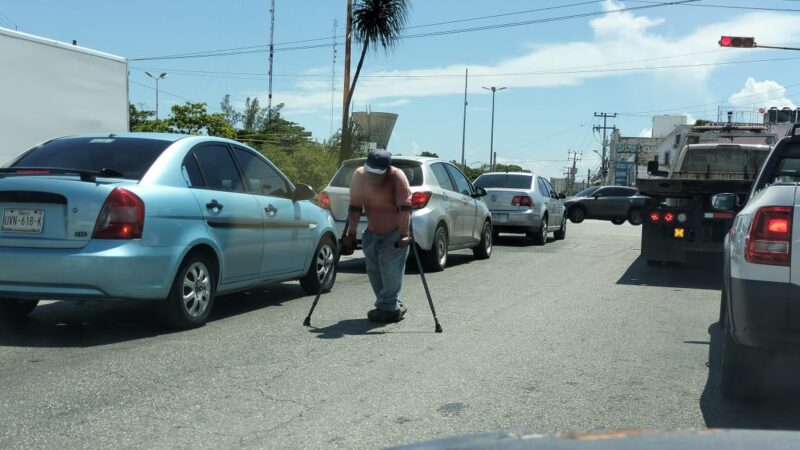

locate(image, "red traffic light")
(719, 35), (755, 48)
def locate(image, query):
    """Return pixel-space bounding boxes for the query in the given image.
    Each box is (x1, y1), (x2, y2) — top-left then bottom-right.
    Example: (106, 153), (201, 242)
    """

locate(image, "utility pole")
(330, 18), (338, 136)
(482, 86), (506, 170)
(267, 0), (275, 123)
(587, 168), (591, 188)
(566, 150), (581, 194)
(593, 112), (616, 184)
(339, 0), (353, 163)
(460, 68), (468, 168)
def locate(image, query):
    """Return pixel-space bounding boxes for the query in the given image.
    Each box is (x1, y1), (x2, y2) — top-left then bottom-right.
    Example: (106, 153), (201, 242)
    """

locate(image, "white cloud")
(638, 128), (652, 137)
(272, 1), (800, 115)
(373, 98), (411, 108)
(729, 77), (796, 109)
(410, 142), (420, 154)
(683, 113), (697, 125)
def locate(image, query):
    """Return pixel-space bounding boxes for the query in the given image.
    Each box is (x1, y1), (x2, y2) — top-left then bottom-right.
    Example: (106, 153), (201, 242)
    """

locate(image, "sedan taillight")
(746, 206), (792, 266)
(93, 188), (145, 239)
(512, 195), (533, 207)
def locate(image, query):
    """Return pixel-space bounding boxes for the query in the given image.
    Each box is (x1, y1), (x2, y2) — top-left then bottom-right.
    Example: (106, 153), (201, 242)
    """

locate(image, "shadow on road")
(617, 255), (722, 290)
(0, 283), (311, 349)
(493, 235), (555, 247)
(336, 253), (477, 275)
(700, 321), (800, 430)
(307, 318), (386, 339)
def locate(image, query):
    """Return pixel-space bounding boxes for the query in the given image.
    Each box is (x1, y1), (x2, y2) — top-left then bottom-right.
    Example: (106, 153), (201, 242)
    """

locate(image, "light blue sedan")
(0, 133), (338, 329)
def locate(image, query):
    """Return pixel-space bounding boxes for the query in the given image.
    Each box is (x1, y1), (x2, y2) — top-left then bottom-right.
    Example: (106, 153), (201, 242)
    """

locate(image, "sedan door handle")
(206, 200), (223, 212)
(265, 204), (278, 217)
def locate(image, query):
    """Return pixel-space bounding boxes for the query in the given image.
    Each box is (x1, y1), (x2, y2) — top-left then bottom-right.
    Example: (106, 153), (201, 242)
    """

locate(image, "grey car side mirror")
(558, 192), (566, 199)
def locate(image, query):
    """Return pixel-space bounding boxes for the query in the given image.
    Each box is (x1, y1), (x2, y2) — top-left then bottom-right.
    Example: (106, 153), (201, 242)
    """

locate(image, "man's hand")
(341, 234), (357, 255)
(395, 235), (410, 248)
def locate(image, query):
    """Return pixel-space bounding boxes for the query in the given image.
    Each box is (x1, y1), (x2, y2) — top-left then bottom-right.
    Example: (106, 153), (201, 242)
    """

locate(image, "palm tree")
(339, 0), (410, 163)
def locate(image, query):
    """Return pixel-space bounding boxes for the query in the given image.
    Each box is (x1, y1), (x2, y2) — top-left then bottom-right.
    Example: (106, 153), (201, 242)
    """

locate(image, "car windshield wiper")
(0, 167), (125, 182)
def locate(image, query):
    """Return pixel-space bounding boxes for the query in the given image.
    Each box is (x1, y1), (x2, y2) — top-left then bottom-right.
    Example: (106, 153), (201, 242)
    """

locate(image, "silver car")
(473, 172), (567, 245)
(320, 156), (493, 271)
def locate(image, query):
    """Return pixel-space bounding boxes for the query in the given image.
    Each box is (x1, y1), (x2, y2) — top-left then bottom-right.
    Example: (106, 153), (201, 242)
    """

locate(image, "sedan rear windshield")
(473, 174), (532, 189)
(330, 161), (423, 187)
(11, 137), (172, 180)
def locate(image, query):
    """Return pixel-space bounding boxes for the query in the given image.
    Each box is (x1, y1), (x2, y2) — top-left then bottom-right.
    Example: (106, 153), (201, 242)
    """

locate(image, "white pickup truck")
(720, 124), (800, 400)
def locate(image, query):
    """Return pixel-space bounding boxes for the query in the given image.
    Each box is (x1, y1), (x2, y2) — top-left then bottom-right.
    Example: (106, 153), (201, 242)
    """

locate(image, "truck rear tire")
(611, 219), (625, 225)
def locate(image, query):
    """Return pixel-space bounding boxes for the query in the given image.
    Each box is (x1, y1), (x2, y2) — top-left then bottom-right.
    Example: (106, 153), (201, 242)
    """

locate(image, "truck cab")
(637, 124), (777, 265)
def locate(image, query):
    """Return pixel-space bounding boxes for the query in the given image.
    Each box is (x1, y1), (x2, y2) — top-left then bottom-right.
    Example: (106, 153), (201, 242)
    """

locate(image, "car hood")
(390, 429), (800, 450)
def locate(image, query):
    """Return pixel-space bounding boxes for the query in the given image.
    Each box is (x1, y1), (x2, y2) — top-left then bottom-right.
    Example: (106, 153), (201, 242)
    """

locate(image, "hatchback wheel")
(0, 299), (39, 319)
(568, 206), (586, 224)
(420, 225), (448, 272)
(628, 208), (644, 226)
(300, 235), (337, 294)
(473, 221), (492, 260)
(158, 253), (216, 330)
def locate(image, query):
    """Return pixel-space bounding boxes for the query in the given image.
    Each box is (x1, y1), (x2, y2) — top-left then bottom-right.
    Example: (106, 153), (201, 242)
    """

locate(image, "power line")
(129, 80), (223, 112)
(406, 1), (605, 30)
(627, 0), (800, 12)
(0, 10), (18, 30)
(131, 53), (800, 82)
(130, 0), (697, 61)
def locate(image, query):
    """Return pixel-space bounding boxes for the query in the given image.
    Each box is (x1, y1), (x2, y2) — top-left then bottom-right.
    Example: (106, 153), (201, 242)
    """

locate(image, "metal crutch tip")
(303, 317), (311, 327)
(435, 323), (443, 333)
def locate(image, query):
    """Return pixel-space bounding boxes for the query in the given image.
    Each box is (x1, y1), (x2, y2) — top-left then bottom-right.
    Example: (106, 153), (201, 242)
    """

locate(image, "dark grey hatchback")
(564, 186), (648, 225)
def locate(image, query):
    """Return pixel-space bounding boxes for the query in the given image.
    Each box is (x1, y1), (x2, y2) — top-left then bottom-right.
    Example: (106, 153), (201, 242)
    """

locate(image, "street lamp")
(482, 86), (505, 171)
(144, 72), (169, 119)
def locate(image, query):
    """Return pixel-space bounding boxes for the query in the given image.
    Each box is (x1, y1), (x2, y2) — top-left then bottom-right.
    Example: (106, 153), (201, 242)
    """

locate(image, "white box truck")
(0, 28), (129, 165)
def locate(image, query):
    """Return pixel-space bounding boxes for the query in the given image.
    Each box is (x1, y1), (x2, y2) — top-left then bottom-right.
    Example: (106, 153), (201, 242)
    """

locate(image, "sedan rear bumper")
(0, 241), (182, 301)
(489, 209), (541, 232)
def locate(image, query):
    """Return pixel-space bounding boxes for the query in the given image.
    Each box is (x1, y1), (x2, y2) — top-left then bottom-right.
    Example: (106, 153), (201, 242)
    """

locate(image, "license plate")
(2, 209), (44, 233)
(492, 213), (508, 223)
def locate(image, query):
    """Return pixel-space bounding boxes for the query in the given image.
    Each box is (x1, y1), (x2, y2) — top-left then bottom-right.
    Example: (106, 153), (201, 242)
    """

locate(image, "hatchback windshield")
(473, 174), (532, 189)
(11, 137), (172, 180)
(330, 161), (423, 187)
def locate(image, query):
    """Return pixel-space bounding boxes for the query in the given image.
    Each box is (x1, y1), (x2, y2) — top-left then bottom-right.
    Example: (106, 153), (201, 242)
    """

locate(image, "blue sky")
(4, 0), (800, 179)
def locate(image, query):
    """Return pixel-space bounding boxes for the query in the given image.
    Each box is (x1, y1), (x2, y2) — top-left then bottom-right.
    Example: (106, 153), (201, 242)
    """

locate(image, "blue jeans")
(362, 228), (409, 311)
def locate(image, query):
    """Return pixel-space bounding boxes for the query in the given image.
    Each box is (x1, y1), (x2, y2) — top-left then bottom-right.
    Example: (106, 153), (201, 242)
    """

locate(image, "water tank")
(351, 112), (398, 150)
(779, 107), (793, 123)
(768, 107), (779, 123)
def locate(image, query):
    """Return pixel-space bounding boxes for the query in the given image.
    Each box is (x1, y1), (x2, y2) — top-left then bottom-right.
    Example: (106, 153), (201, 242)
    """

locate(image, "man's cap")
(364, 149), (391, 175)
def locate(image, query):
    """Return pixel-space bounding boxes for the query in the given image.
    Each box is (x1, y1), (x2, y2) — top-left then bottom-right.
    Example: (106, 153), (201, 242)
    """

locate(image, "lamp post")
(482, 86), (505, 171)
(144, 72), (169, 119)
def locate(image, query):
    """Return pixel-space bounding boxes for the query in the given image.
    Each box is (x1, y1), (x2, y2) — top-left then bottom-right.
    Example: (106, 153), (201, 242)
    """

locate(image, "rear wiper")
(98, 168), (125, 178)
(0, 167), (108, 182)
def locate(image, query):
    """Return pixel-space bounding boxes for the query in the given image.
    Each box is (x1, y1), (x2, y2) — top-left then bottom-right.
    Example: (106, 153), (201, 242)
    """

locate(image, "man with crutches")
(341, 149), (412, 323)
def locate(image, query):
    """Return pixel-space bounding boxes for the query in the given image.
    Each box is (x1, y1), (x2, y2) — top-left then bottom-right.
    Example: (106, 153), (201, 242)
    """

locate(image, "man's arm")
(394, 169), (412, 238)
(347, 170), (364, 237)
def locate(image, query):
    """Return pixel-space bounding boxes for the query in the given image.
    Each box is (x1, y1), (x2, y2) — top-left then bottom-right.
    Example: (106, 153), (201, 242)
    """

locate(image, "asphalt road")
(2, 220), (800, 449)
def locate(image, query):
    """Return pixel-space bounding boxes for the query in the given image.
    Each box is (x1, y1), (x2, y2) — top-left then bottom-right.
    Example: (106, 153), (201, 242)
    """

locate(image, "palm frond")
(352, 0), (410, 53)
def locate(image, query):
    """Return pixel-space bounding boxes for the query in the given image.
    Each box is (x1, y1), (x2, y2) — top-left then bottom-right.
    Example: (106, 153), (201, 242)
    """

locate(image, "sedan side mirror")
(558, 192), (566, 199)
(711, 193), (738, 213)
(472, 187), (488, 198)
(292, 183), (316, 202)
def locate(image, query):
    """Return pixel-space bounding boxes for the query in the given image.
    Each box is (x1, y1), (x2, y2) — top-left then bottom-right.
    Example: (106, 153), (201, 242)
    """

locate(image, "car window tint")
(537, 178), (549, 195)
(192, 144), (245, 193)
(542, 178), (557, 198)
(473, 174), (532, 189)
(11, 137), (170, 180)
(430, 163), (455, 191)
(233, 147), (291, 198)
(606, 187), (633, 197)
(330, 161), (423, 187)
(594, 188), (607, 197)
(445, 164), (472, 196)
(182, 154), (205, 187)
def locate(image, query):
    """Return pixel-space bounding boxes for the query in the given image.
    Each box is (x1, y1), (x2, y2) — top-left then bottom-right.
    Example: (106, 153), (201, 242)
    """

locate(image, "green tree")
(326, 121), (369, 159)
(219, 94), (241, 129)
(418, 151), (439, 158)
(167, 102), (236, 139)
(340, 0), (410, 163)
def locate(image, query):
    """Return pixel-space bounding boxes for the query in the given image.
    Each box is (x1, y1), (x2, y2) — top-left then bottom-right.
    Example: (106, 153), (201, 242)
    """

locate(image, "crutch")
(404, 219), (443, 333)
(303, 220), (349, 327)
